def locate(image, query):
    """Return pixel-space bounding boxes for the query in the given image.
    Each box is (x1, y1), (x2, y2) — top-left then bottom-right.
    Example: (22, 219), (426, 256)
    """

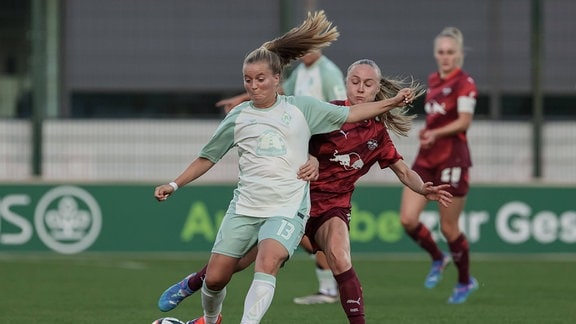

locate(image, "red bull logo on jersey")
(330, 150), (364, 170)
(424, 100), (447, 115)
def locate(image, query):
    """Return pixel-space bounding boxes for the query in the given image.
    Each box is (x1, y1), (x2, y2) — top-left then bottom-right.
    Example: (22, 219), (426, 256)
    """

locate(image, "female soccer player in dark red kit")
(399, 26), (479, 304)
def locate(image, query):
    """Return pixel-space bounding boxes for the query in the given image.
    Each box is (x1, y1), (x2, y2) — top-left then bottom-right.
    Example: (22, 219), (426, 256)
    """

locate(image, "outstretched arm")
(389, 159), (453, 207)
(346, 88), (414, 123)
(154, 157), (215, 201)
(215, 93), (250, 114)
(215, 84), (292, 114)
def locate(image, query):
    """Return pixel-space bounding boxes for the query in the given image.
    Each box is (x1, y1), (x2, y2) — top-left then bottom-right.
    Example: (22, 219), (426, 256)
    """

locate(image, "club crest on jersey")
(367, 139), (378, 150)
(442, 87), (452, 96)
(281, 111), (292, 125)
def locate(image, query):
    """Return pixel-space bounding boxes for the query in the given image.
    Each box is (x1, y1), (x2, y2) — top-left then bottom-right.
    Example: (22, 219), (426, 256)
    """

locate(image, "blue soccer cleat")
(158, 273), (196, 312)
(447, 277), (479, 304)
(424, 253), (451, 289)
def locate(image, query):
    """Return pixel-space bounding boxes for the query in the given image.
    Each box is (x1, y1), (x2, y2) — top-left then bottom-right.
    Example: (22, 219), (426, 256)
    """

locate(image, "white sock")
(201, 282), (226, 324)
(240, 272), (276, 324)
(316, 268), (337, 296)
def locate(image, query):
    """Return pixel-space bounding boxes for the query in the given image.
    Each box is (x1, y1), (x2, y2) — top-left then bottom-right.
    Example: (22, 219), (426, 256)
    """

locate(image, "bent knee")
(400, 215), (419, 231)
(204, 276), (229, 291)
(324, 250), (351, 273)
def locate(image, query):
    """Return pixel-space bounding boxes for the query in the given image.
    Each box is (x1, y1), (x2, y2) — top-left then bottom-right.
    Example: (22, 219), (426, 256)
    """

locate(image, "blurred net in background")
(2, 119), (574, 184)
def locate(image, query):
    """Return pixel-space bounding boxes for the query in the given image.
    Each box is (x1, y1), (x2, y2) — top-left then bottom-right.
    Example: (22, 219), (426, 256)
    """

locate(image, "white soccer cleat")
(293, 292), (339, 305)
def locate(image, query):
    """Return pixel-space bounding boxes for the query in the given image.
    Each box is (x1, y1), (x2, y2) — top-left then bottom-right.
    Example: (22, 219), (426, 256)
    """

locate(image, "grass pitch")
(0, 253), (574, 323)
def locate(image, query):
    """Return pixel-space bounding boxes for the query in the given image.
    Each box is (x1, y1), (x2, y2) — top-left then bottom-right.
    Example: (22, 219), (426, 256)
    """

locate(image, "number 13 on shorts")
(277, 219), (296, 240)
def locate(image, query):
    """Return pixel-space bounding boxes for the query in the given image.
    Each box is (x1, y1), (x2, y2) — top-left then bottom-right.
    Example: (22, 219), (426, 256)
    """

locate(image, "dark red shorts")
(412, 164), (470, 197)
(305, 207), (351, 252)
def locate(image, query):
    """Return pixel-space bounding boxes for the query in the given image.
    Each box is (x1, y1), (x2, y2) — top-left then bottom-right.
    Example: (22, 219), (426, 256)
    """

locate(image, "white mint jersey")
(294, 65), (323, 98)
(200, 95), (349, 218)
(284, 56), (346, 101)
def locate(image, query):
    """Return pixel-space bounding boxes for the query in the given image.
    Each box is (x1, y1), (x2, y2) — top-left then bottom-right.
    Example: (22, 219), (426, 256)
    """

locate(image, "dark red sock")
(448, 234), (470, 284)
(406, 222), (443, 261)
(334, 268), (365, 324)
(187, 265), (207, 291)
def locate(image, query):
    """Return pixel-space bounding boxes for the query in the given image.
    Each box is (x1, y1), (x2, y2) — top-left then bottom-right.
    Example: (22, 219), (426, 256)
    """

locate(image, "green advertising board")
(0, 184), (574, 254)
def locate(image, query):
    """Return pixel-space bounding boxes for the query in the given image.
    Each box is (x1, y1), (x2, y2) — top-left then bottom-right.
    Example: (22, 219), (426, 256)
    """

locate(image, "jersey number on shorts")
(441, 167), (462, 184)
(277, 220), (296, 240)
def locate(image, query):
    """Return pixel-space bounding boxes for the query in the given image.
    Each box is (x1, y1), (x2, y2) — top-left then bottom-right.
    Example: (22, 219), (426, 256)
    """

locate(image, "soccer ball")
(151, 317), (186, 324)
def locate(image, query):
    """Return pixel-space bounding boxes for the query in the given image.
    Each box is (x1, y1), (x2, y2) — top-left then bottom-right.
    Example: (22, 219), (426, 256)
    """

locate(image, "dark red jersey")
(414, 69), (477, 169)
(309, 99), (402, 216)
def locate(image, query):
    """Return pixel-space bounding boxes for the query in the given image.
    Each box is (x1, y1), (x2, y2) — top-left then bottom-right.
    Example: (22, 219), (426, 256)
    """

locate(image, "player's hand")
(215, 94), (248, 114)
(215, 98), (237, 114)
(419, 129), (436, 149)
(393, 88), (415, 107)
(420, 182), (453, 207)
(419, 128), (427, 139)
(297, 155), (319, 181)
(154, 184), (175, 202)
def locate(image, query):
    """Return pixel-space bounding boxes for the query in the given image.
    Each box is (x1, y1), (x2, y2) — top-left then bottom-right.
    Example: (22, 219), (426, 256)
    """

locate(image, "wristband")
(168, 181), (179, 191)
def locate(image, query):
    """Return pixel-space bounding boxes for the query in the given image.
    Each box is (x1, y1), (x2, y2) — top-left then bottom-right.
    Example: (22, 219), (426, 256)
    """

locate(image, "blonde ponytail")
(244, 11), (339, 75)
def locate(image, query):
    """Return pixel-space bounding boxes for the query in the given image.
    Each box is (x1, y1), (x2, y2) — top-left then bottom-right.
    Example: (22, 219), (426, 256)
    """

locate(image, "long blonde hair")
(243, 11), (339, 76)
(346, 59), (425, 137)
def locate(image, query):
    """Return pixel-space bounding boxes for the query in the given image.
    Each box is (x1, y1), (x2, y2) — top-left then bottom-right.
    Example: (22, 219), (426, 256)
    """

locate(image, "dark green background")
(0, 184), (574, 253)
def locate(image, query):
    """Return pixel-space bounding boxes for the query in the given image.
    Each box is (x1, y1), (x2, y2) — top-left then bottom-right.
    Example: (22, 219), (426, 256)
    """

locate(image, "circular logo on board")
(34, 186), (102, 254)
